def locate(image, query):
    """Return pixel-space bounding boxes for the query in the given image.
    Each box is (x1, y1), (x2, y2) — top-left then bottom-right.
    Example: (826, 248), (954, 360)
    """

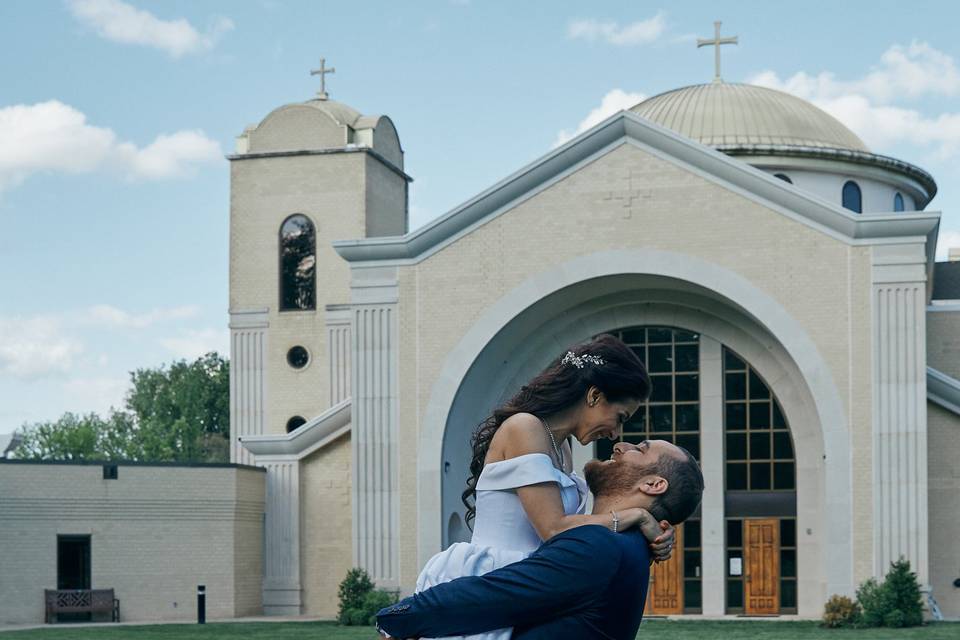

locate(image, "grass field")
(3, 620), (958, 639)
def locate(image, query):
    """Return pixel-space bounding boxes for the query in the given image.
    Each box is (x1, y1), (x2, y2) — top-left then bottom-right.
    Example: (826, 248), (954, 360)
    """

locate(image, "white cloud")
(749, 42), (960, 159)
(160, 328), (229, 360)
(554, 89), (646, 147)
(67, 0), (234, 58)
(0, 316), (84, 379)
(85, 304), (199, 329)
(937, 229), (960, 261)
(568, 12), (666, 46)
(63, 376), (130, 415)
(0, 100), (221, 192)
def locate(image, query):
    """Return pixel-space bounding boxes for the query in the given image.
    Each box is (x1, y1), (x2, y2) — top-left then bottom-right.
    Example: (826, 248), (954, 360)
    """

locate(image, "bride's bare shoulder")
(489, 413), (550, 460)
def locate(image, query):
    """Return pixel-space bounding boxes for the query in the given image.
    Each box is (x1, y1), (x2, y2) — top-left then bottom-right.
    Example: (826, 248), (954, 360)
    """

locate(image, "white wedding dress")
(415, 452), (589, 640)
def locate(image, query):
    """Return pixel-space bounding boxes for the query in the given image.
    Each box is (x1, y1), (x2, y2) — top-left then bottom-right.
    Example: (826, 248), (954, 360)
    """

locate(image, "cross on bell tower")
(310, 57), (336, 100)
(697, 21), (738, 83)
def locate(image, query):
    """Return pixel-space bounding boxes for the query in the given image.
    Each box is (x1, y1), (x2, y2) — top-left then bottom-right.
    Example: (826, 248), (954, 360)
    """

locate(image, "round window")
(287, 346), (310, 369)
(286, 416), (307, 433)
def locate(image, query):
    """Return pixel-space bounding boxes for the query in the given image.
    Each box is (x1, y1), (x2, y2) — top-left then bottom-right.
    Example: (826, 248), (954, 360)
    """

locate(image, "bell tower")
(228, 68), (410, 465)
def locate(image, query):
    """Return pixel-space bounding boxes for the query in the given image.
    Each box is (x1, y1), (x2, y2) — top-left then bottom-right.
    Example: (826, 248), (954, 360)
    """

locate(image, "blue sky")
(2, 0), (960, 433)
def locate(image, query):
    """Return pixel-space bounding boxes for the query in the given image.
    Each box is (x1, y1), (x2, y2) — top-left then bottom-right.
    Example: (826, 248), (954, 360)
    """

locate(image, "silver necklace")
(539, 417), (564, 468)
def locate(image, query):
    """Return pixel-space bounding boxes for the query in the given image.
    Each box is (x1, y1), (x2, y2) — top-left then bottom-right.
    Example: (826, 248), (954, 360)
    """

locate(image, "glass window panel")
(726, 432), (747, 460)
(685, 520), (701, 548)
(727, 520), (743, 547)
(750, 462), (772, 490)
(650, 376), (672, 402)
(676, 404), (699, 432)
(780, 519), (796, 547)
(650, 405), (672, 432)
(774, 462), (795, 490)
(772, 401), (787, 428)
(684, 550), (701, 578)
(749, 402), (771, 429)
(280, 214), (317, 311)
(674, 330), (699, 343)
(781, 579), (797, 609)
(748, 370), (771, 399)
(727, 579), (743, 608)
(894, 192), (905, 212)
(626, 410), (646, 431)
(842, 181), (862, 213)
(726, 403), (746, 429)
(675, 374), (699, 402)
(724, 349), (746, 371)
(596, 439), (614, 461)
(648, 327), (672, 343)
(648, 345), (673, 373)
(781, 549), (797, 578)
(630, 347), (646, 366)
(676, 433), (700, 459)
(674, 344), (699, 372)
(621, 329), (646, 344)
(773, 431), (794, 459)
(727, 463), (747, 490)
(750, 432), (771, 459)
(684, 580), (702, 609)
(725, 373), (746, 400)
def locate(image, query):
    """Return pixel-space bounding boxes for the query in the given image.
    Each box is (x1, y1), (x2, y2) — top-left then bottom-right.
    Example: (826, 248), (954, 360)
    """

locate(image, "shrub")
(822, 594), (861, 628)
(337, 568), (374, 625)
(855, 557), (924, 628)
(336, 567), (399, 626)
(882, 557), (923, 627)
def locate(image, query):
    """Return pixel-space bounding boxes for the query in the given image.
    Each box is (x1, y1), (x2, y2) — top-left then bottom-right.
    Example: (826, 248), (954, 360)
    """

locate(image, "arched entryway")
(418, 249), (851, 615)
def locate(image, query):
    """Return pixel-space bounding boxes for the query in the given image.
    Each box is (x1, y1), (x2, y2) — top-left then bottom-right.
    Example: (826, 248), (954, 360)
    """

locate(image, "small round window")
(287, 346), (310, 369)
(286, 416), (307, 433)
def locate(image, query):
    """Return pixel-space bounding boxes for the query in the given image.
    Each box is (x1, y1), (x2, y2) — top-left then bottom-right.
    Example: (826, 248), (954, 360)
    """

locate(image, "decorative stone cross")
(310, 57), (336, 100)
(697, 21), (738, 83)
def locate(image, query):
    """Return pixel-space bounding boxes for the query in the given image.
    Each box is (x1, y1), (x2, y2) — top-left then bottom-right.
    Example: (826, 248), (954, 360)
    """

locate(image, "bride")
(416, 334), (676, 640)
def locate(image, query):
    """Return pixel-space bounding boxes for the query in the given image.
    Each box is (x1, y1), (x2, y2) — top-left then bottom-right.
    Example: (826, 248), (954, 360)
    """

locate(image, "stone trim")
(928, 367), (960, 416)
(332, 112), (940, 265)
(239, 399), (351, 458)
(226, 146), (413, 183)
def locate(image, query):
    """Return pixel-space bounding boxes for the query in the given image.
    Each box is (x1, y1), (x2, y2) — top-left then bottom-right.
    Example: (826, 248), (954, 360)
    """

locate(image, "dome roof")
(631, 83), (868, 152)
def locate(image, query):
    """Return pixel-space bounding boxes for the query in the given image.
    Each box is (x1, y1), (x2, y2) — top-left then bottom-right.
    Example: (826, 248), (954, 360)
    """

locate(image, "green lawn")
(2, 620), (958, 639)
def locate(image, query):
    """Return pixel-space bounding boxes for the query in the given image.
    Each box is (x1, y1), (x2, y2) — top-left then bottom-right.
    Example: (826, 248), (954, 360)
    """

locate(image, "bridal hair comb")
(561, 351), (605, 369)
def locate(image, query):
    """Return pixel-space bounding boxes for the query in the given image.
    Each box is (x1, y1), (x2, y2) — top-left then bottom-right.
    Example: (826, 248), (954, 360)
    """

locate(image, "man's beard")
(583, 457), (658, 498)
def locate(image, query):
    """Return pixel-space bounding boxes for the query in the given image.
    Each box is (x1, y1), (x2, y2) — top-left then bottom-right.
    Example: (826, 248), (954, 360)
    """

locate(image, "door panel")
(744, 519), (779, 615)
(646, 523), (683, 614)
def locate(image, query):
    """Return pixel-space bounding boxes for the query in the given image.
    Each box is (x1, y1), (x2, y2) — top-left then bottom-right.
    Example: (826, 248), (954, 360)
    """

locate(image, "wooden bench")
(44, 589), (119, 623)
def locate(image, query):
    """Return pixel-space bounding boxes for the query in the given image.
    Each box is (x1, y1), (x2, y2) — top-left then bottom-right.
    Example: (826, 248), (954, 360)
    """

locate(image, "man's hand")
(649, 520), (675, 563)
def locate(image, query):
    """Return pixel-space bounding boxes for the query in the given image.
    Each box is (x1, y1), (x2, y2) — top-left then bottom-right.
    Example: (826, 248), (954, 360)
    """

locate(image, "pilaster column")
(871, 244), (929, 584)
(229, 309), (269, 465)
(326, 305), (352, 406)
(350, 267), (400, 586)
(698, 335), (726, 614)
(260, 458), (301, 614)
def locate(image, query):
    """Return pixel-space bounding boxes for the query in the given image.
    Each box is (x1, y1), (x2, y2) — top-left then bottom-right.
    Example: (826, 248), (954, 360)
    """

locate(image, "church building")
(229, 47), (960, 621)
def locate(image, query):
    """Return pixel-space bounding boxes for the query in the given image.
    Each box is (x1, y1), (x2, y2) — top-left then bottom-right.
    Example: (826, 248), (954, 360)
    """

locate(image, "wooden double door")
(645, 518), (781, 615)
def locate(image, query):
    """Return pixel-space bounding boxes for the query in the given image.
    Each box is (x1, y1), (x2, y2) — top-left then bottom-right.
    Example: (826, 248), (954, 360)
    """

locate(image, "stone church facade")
(229, 79), (960, 619)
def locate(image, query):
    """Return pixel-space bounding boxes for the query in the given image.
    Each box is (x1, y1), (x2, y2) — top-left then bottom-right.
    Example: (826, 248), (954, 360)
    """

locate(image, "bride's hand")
(650, 520), (675, 563)
(614, 507), (660, 539)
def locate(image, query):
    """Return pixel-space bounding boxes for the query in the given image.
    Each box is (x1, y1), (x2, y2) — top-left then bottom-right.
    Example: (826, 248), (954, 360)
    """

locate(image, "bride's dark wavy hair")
(461, 333), (651, 527)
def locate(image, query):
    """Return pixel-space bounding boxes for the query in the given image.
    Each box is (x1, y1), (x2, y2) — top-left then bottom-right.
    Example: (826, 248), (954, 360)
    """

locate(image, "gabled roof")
(333, 110), (940, 265)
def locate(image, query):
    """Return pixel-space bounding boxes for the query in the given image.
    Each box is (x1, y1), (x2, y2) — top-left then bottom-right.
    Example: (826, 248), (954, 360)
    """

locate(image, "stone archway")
(418, 249), (852, 613)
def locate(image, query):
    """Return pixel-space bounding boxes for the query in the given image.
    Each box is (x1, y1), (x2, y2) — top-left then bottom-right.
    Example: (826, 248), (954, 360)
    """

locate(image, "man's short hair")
(648, 447), (704, 525)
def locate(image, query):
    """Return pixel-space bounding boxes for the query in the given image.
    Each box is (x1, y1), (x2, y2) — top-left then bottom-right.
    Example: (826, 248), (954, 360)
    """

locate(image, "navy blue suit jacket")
(377, 524), (650, 640)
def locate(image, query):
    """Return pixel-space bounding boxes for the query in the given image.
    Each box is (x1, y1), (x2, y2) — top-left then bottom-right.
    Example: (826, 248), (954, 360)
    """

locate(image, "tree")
(12, 352), (230, 463)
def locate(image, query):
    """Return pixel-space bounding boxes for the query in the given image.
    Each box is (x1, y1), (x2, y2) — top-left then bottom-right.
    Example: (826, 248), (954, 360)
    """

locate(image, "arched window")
(894, 192), (905, 212)
(773, 173), (792, 184)
(286, 416), (307, 433)
(841, 181), (862, 213)
(279, 214), (316, 311)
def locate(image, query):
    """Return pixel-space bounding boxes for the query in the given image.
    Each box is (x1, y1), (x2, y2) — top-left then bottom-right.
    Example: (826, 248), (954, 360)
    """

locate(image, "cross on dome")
(310, 57), (336, 100)
(697, 21), (738, 83)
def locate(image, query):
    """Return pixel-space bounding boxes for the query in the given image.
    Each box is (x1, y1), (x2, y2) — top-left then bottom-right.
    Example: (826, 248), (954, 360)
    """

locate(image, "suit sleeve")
(377, 526), (621, 639)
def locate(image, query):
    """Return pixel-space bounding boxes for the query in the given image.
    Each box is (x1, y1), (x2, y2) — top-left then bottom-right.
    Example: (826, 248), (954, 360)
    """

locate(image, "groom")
(377, 439), (704, 639)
